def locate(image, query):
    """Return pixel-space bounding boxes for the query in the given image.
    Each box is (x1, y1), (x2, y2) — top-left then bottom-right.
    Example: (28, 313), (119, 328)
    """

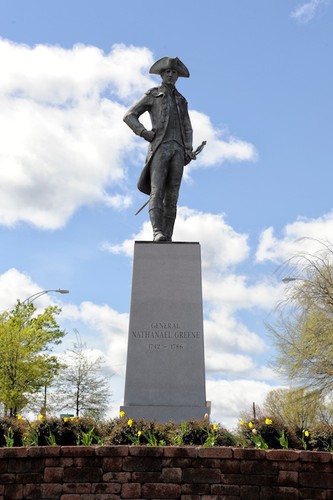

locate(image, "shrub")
(105, 417), (172, 446)
(24, 416), (103, 446)
(236, 416), (299, 449)
(0, 417), (27, 447)
(105, 416), (236, 447)
(170, 420), (236, 447)
(308, 423), (333, 452)
(0, 413), (332, 451)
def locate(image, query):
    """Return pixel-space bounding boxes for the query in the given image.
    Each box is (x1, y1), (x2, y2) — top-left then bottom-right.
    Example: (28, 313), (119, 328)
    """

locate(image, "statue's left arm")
(181, 99), (195, 163)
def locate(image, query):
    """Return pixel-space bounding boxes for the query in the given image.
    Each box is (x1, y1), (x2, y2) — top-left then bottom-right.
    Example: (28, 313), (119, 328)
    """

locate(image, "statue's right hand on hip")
(141, 129), (155, 142)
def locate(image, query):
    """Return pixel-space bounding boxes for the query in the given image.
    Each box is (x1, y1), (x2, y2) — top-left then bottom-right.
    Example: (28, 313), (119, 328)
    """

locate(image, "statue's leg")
(149, 209), (166, 242)
(149, 145), (169, 242)
(163, 213), (176, 242)
(163, 144), (184, 242)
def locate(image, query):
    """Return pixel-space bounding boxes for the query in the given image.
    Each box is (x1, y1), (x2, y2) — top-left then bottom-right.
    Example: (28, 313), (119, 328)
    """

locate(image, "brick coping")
(0, 445), (331, 461)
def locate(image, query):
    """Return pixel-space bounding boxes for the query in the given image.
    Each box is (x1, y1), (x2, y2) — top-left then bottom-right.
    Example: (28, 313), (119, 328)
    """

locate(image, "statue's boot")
(149, 208), (167, 242)
(163, 215), (176, 242)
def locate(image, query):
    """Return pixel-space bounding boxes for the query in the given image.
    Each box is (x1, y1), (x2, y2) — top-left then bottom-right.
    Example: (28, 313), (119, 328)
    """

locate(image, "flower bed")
(1, 414), (333, 451)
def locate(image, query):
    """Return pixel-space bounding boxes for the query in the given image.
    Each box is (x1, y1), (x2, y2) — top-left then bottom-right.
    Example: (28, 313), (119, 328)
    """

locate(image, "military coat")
(123, 84), (193, 195)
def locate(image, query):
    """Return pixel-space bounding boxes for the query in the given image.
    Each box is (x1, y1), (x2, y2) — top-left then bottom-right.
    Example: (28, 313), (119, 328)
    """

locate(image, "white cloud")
(203, 273), (280, 312)
(0, 39), (256, 230)
(0, 268), (67, 311)
(0, 40), (153, 229)
(186, 111), (257, 177)
(61, 301), (129, 377)
(206, 352), (256, 373)
(256, 211), (333, 263)
(104, 207), (250, 270)
(206, 379), (280, 429)
(0, 40), (153, 104)
(290, 0), (330, 23)
(204, 313), (266, 358)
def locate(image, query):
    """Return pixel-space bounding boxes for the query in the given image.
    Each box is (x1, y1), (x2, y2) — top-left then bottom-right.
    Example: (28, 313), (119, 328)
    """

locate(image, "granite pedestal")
(121, 241), (210, 422)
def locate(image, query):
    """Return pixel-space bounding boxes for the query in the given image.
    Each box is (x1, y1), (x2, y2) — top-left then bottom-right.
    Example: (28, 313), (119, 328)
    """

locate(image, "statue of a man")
(123, 56), (195, 242)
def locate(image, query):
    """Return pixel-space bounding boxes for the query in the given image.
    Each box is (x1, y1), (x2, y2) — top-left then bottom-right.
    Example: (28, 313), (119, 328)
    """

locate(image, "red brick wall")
(0, 445), (332, 499)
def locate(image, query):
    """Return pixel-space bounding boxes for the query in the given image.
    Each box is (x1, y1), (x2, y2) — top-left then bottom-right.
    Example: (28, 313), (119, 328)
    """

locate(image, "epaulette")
(145, 87), (159, 96)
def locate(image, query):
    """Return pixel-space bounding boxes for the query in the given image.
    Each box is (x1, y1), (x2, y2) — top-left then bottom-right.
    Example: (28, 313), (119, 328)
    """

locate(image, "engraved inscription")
(130, 321), (201, 352)
(151, 322), (180, 329)
(149, 343), (184, 350)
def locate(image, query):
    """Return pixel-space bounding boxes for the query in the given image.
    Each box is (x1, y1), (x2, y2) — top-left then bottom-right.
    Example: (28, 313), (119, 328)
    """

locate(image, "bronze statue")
(124, 56), (197, 242)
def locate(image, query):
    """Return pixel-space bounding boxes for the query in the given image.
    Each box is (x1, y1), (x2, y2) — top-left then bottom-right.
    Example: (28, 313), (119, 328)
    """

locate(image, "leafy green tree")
(268, 240), (333, 395)
(55, 331), (112, 420)
(0, 301), (65, 417)
(263, 388), (324, 432)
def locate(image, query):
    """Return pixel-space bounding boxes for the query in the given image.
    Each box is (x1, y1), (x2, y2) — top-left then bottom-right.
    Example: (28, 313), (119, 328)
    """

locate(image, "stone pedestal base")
(121, 242), (210, 422)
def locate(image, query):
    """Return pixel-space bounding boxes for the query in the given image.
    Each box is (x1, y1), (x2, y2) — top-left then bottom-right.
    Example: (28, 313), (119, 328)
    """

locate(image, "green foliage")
(300, 429), (309, 450)
(140, 429), (166, 447)
(105, 417), (236, 447)
(4, 427), (14, 447)
(201, 424), (219, 447)
(23, 416), (103, 446)
(251, 432), (269, 450)
(172, 420), (188, 446)
(237, 416), (297, 450)
(105, 417), (172, 446)
(308, 423), (333, 451)
(268, 240), (333, 395)
(0, 417), (27, 447)
(77, 426), (104, 446)
(24, 424), (39, 446)
(278, 429), (289, 449)
(45, 431), (57, 446)
(169, 419), (236, 447)
(0, 414), (332, 451)
(0, 302), (65, 416)
(264, 388), (323, 433)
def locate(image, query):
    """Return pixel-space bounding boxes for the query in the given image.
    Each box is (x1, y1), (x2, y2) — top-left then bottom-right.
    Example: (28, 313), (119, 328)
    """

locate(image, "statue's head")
(149, 57), (190, 78)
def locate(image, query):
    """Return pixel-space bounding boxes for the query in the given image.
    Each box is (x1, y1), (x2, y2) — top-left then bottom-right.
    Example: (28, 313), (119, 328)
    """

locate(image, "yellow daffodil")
(17, 414), (24, 420)
(127, 419), (133, 427)
(304, 430), (309, 437)
(213, 423), (218, 431)
(265, 418), (273, 425)
(38, 414), (44, 420)
(63, 417), (69, 422)
(248, 422), (254, 429)
(119, 410), (125, 417)
(137, 430), (142, 436)
(239, 420), (245, 426)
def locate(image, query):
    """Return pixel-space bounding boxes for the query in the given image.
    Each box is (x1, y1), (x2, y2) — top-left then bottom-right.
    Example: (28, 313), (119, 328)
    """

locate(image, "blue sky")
(0, 0), (332, 428)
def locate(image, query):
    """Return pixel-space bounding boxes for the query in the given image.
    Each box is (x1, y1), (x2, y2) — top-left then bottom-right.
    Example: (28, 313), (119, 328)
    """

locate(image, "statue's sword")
(134, 141), (207, 216)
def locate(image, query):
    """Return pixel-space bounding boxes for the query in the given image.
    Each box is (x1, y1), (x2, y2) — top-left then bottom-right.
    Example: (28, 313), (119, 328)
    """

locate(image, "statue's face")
(161, 69), (179, 86)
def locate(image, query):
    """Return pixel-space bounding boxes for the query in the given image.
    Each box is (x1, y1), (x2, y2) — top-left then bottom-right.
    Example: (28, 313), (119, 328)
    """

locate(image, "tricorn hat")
(149, 57), (190, 78)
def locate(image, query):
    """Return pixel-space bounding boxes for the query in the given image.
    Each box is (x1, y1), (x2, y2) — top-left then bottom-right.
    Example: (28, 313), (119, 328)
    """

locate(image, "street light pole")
(23, 289), (69, 304)
(21, 288), (70, 417)
(282, 277), (305, 284)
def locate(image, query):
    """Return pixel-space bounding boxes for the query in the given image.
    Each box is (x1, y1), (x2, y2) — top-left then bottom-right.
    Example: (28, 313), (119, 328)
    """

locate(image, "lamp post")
(23, 289), (69, 304)
(22, 288), (70, 417)
(281, 277), (305, 284)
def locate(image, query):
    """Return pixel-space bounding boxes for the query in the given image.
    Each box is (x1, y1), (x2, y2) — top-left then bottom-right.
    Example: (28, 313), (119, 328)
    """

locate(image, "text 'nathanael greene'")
(131, 322), (200, 340)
